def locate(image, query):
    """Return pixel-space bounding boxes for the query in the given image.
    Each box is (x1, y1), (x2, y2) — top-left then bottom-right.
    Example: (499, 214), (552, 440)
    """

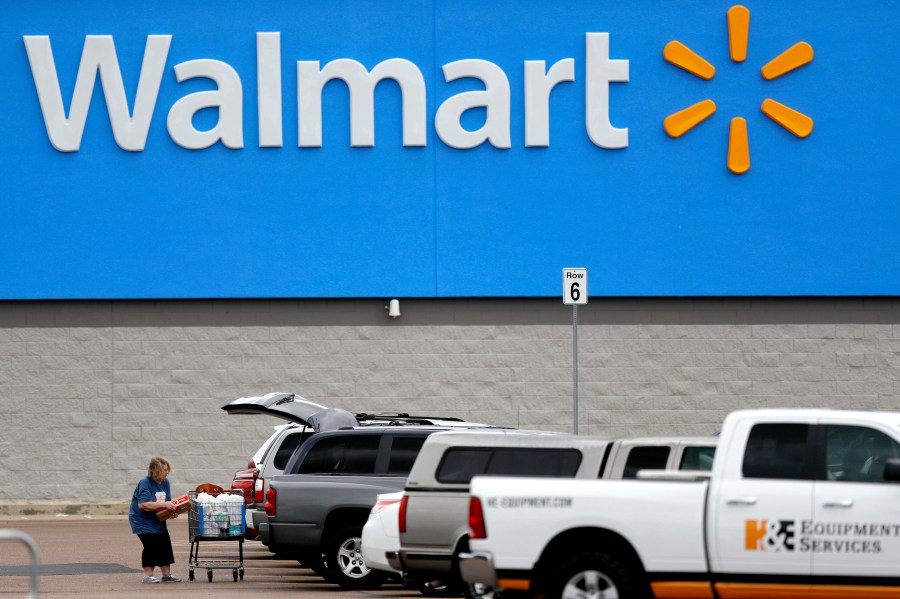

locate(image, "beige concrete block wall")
(1, 297), (899, 505)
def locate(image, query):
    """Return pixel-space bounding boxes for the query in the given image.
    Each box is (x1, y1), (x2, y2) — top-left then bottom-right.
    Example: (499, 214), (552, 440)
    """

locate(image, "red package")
(156, 494), (191, 521)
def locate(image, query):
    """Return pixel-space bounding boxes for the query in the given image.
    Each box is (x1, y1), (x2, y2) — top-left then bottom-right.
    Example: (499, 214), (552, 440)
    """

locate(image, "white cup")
(155, 491), (166, 502)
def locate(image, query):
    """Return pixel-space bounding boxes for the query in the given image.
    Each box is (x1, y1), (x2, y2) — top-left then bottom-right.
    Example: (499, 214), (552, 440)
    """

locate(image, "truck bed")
(471, 476), (710, 574)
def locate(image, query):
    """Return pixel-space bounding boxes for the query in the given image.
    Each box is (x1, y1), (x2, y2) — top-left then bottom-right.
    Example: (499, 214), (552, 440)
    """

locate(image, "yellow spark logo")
(663, 5), (814, 174)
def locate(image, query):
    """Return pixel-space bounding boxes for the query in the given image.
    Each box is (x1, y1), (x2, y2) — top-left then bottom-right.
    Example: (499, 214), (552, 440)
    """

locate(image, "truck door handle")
(726, 496), (757, 505)
(822, 499), (854, 508)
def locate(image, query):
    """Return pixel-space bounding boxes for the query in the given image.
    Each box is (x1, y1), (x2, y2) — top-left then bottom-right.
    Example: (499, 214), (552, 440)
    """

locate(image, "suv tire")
(297, 556), (331, 581)
(325, 524), (386, 590)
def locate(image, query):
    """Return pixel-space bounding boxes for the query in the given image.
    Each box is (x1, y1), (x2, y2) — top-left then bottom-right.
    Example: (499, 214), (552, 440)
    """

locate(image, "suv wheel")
(325, 525), (385, 590)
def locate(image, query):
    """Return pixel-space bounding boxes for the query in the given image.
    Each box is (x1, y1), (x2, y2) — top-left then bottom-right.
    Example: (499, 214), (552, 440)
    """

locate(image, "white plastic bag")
(225, 493), (243, 526)
(196, 492), (215, 533)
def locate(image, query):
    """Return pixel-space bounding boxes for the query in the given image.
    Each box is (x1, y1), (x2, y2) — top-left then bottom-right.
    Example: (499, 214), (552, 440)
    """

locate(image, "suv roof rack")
(354, 413), (466, 425)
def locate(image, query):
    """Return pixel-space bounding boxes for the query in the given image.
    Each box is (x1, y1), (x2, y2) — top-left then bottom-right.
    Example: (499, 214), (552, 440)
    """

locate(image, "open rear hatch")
(221, 392), (358, 431)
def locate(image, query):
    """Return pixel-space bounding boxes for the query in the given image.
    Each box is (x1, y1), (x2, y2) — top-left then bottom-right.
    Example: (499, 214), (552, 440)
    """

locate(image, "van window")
(436, 448), (582, 483)
(297, 435), (380, 475)
(679, 446), (716, 471)
(742, 423), (812, 480)
(622, 446), (671, 479)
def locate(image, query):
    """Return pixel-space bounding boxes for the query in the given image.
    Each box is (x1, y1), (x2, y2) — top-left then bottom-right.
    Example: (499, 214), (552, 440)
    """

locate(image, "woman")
(129, 456), (181, 583)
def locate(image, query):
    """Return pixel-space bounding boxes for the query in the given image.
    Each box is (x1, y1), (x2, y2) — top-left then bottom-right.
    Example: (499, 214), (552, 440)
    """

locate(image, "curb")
(0, 502), (129, 518)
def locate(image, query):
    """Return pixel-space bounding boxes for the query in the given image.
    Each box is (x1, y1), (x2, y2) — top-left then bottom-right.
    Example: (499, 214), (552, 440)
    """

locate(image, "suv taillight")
(398, 495), (409, 534)
(264, 488), (276, 517)
(372, 497), (401, 514)
(254, 478), (265, 504)
(468, 496), (487, 540)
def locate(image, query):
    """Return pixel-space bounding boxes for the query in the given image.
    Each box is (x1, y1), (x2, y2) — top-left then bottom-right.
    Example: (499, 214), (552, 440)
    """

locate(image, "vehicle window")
(273, 431), (314, 471)
(486, 448), (581, 477)
(742, 423), (812, 480)
(436, 449), (492, 483)
(825, 425), (900, 483)
(622, 446), (671, 479)
(680, 446), (716, 471)
(297, 435), (380, 475)
(436, 448), (582, 483)
(254, 427), (285, 465)
(387, 436), (428, 474)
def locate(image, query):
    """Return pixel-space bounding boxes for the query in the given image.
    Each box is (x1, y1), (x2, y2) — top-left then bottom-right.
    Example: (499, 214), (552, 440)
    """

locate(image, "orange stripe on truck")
(715, 583), (900, 599)
(651, 581), (900, 599)
(496, 578), (530, 591)
(651, 581), (715, 598)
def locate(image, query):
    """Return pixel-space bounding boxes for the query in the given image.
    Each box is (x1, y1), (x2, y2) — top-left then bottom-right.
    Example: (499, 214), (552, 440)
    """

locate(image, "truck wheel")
(324, 525), (386, 590)
(549, 551), (640, 599)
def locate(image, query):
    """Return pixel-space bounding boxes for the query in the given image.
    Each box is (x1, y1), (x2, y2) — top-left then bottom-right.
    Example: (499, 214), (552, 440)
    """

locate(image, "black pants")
(137, 530), (174, 568)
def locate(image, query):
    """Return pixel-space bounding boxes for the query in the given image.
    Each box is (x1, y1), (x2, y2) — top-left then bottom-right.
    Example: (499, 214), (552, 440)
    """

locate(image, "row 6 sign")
(563, 268), (588, 305)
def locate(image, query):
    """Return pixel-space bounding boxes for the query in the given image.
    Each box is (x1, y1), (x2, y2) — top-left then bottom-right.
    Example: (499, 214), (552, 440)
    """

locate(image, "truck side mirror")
(883, 458), (900, 482)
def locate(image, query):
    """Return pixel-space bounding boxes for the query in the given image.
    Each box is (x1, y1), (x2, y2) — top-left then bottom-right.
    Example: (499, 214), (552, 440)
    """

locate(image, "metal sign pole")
(573, 302), (578, 435)
(562, 267), (587, 436)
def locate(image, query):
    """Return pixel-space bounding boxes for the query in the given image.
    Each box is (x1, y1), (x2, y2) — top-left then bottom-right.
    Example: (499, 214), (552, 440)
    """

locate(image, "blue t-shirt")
(128, 476), (170, 535)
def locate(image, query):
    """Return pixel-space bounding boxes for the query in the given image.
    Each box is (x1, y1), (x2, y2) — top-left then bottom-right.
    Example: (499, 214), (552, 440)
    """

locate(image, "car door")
(812, 420), (900, 580)
(709, 421), (814, 580)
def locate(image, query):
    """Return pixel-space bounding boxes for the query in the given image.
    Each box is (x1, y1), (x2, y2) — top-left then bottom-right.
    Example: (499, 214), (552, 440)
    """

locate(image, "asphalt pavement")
(0, 516), (419, 598)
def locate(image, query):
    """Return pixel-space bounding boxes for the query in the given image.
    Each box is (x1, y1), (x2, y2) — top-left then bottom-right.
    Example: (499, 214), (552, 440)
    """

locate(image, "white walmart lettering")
(23, 33), (629, 152)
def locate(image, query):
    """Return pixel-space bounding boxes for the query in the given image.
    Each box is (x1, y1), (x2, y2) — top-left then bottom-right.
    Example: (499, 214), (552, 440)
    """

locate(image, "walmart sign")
(2, 0), (896, 299)
(24, 32), (628, 152)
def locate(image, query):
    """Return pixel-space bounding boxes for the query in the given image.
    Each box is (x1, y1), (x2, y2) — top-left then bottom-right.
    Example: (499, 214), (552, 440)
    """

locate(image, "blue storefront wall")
(1, 0), (897, 298)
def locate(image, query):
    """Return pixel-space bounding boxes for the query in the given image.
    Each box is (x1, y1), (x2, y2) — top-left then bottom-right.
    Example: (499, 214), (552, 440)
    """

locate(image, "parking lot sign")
(563, 268), (588, 305)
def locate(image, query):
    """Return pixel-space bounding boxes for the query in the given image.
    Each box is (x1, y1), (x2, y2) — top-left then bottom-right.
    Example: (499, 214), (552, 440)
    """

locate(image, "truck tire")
(549, 551), (642, 599)
(324, 524), (386, 590)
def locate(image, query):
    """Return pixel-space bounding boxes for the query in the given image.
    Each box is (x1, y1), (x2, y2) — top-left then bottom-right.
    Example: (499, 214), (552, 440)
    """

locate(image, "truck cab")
(706, 409), (900, 587)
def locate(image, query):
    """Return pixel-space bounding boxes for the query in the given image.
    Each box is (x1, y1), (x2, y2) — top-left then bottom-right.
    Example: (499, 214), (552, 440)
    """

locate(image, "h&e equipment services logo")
(746, 519), (900, 555)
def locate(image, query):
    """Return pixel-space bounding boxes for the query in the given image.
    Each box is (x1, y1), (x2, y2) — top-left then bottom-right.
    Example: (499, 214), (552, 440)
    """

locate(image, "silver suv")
(224, 392), (489, 541)
(393, 430), (717, 595)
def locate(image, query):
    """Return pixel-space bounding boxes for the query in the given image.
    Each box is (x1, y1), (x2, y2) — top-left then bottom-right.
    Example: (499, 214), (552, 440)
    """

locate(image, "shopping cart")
(187, 490), (245, 582)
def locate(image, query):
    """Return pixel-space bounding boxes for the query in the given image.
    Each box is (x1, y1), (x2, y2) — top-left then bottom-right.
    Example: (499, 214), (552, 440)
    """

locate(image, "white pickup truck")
(460, 409), (900, 599)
